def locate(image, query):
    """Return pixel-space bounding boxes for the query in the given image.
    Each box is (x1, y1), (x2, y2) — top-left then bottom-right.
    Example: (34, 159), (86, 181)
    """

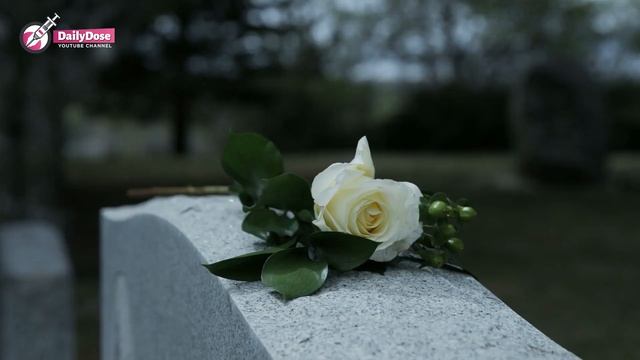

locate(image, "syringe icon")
(26, 12), (60, 47)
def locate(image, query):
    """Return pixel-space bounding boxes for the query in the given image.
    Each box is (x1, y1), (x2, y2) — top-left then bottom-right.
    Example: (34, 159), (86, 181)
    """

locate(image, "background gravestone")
(0, 221), (75, 360)
(510, 59), (608, 183)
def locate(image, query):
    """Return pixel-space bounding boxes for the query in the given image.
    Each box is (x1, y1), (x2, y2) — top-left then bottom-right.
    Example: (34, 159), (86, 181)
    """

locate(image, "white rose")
(311, 137), (423, 262)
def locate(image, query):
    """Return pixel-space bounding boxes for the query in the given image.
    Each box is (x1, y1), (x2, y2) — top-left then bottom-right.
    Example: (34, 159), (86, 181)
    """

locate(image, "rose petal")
(311, 163), (350, 205)
(351, 136), (375, 178)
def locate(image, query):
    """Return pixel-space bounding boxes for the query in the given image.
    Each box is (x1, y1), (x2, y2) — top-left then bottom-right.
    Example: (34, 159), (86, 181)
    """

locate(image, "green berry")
(417, 247), (448, 268)
(459, 206), (477, 222)
(428, 201), (448, 218)
(446, 237), (464, 253)
(440, 224), (457, 238)
(427, 253), (446, 267)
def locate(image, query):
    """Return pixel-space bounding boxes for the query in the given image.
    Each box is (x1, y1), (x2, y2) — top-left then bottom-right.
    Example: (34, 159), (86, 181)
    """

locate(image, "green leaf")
(222, 133), (284, 199)
(308, 232), (379, 271)
(229, 182), (255, 208)
(204, 249), (279, 281)
(270, 237), (298, 250)
(257, 173), (313, 212)
(242, 208), (299, 240)
(295, 222), (319, 244)
(261, 247), (328, 299)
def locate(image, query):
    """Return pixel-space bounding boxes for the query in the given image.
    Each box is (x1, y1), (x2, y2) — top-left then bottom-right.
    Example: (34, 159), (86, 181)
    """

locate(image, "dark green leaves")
(309, 232), (379, 271)
(257, 173), (313, 212)
(207, 232), (377, 299)
(261, 248), (328, 299)
(242, 208), (299, 240)
(222, 133), (314, 246)
(204, 249), (277, 281)
(222, 133), (284, 200)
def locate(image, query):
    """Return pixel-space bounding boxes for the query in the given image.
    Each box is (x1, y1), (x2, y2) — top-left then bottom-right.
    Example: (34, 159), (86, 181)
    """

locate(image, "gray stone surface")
(102, 196), (578, 360)
(0, 221), (75, 360)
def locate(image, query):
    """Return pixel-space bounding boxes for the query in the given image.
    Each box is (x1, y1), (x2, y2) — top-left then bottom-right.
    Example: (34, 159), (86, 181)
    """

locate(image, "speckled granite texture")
(101, 196), (578, 360)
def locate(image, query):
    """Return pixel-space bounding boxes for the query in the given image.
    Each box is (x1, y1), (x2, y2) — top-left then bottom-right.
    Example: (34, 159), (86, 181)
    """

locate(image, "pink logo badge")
(20, 12), (60, 54)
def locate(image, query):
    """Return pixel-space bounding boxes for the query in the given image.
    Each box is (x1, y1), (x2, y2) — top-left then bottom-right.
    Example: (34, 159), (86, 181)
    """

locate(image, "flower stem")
(398, 254), (478, 280)
(126, 185), (230, 198)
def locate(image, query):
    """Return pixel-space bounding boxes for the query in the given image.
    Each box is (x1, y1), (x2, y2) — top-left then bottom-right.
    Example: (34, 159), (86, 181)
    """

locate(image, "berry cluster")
(413, 193), (477, 267)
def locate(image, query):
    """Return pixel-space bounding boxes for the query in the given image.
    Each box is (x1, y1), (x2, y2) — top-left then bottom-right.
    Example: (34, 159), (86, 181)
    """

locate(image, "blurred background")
(2, 0), (640, 358)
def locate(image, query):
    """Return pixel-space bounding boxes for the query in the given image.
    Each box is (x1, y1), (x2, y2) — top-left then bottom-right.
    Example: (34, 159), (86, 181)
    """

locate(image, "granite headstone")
(102, 196), (578, 359)
(511, 60), (607, 183)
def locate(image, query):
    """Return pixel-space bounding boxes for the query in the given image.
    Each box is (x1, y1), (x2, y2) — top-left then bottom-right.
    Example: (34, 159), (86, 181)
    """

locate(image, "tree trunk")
(172, 90), (189, 155)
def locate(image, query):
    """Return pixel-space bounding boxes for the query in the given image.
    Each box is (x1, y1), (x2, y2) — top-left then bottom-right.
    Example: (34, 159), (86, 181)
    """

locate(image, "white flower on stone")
(311, 136), (423, 262)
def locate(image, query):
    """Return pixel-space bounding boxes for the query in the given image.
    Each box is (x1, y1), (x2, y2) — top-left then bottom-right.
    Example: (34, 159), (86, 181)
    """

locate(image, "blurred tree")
(95, 1), (251, 154)
(58, 0), (640, 155)
(0, 4), (69, 220)
(93, 0), (321, 154)
(3, 0), (640, 172)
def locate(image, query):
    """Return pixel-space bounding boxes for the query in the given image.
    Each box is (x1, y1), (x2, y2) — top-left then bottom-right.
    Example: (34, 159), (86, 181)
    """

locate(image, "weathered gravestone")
(102, 196), (578, 360)
(511, 60), (607, 183)
(0, 221), (75, 360)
